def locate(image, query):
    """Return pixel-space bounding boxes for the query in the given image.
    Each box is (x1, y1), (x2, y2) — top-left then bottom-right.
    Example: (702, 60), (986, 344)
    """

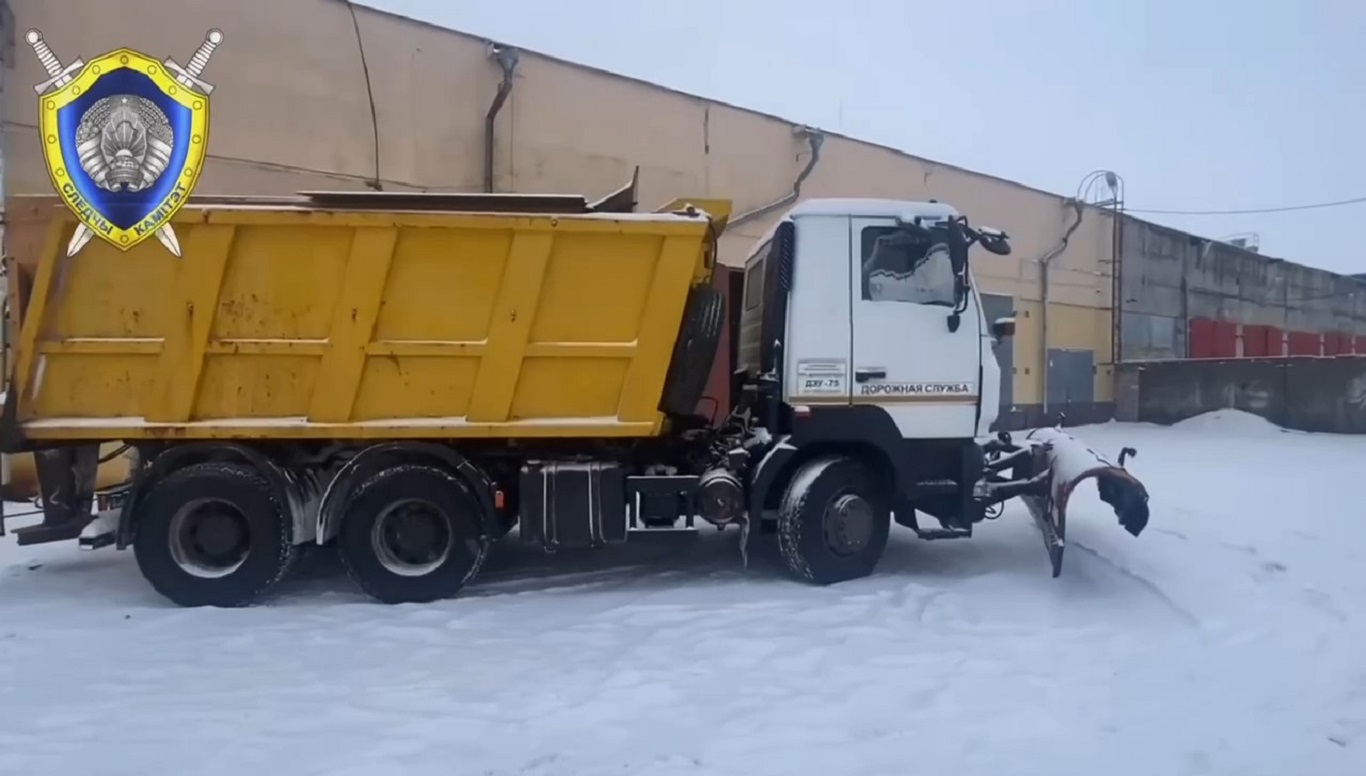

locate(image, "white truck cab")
(732, 198), (1147, 580)
(738, 198), (1013, 442)
(736, 198), (1028, 545)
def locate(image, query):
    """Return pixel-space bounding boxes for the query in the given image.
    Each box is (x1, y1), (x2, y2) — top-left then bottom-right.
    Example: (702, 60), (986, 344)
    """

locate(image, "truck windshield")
(859, 225), (956, 307)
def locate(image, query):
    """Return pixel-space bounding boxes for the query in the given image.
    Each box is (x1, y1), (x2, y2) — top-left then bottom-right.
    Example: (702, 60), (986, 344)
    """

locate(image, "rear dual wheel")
(338, 464), (490, 604)
(133, 462), (299, 608)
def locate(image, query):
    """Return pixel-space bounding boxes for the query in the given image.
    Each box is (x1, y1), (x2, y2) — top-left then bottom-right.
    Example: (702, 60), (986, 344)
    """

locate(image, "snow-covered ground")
(1, 411), (1363, 776)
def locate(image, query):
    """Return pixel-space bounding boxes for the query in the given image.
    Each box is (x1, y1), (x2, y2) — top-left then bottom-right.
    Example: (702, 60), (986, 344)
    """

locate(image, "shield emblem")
(38, 47), (209, 253)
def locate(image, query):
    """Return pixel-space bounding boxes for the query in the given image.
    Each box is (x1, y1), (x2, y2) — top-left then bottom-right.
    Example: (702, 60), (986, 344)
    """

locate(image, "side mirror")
(979, 232), (1011, 256)
(991, 316), (1016, 339)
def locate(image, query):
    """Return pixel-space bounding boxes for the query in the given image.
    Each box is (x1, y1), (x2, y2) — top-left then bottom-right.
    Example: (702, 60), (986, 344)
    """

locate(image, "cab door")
(849, 217), (982, 439)
(781, 216), (855, 408)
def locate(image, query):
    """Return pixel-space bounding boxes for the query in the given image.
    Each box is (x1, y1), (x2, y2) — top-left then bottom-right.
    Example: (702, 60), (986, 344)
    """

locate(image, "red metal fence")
(1186, 316), (1366, 359)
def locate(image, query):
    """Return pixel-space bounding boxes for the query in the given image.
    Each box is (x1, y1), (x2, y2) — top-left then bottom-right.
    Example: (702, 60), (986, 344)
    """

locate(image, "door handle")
(855, 368), (887, 383)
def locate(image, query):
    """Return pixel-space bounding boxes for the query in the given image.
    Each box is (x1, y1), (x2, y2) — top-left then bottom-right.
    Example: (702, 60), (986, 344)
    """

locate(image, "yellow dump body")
(7, 193), (730, 443)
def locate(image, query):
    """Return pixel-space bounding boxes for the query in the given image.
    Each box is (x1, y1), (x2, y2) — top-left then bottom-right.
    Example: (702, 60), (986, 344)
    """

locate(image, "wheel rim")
(823, 493), (874, 558)
(168, 498), (252, 579)
(370, 498), (453, 577)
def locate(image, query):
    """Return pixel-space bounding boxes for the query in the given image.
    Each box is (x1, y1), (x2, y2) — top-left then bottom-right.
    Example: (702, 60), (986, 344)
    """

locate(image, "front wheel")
(777, 456), (891, 585)
(338, 464), (489, 604)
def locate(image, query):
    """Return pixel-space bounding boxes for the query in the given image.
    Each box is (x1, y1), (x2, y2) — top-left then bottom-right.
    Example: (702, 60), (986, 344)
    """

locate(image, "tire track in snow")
(1070, 540), (1201, 628)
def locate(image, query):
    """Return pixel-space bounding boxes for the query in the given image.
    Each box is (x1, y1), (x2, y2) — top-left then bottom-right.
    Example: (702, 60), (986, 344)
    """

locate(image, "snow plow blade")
(1020, 428), (1150, 578)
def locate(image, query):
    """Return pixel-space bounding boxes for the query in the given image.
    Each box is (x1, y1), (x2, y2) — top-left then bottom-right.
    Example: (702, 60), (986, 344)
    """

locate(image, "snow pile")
(1171, 408), (1289, 435)
(2, 418), (1365, 776)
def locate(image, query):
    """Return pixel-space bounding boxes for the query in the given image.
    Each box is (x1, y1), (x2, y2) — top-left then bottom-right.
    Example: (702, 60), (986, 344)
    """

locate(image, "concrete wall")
(3, 0), (1119, 425)
(1118, 357), (1366, 434)
(1119, 216), (1366, 361)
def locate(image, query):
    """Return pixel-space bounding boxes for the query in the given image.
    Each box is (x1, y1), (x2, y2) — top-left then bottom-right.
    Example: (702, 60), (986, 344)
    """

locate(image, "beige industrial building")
(2, 0), (1120, 429)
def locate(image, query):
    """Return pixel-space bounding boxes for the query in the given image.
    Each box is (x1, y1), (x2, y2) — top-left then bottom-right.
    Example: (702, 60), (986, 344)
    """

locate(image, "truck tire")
(777, 456), (891, 585)
(659, 285), (725, 417)
(133, 462), (299, 608)
(338, 464), (490, 604)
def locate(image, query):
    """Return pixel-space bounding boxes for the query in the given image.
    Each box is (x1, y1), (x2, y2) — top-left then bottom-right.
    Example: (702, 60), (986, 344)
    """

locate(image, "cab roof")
(787, 198), (960, 221)
(737, 198), (962, 262)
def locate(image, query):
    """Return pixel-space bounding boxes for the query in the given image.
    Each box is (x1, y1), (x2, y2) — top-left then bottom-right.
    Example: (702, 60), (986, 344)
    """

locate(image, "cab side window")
(743, 241), (769, 310)
(860, 226), (955, 307)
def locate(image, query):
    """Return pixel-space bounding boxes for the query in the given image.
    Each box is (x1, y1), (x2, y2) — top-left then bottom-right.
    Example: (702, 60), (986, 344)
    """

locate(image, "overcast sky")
(359, 0), (1365, 274)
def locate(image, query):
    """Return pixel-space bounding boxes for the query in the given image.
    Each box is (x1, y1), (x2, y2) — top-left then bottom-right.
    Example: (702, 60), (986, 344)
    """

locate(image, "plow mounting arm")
(980, 428), (1151, 577)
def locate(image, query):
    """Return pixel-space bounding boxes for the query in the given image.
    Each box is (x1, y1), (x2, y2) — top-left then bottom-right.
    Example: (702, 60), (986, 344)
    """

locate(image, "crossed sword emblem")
(26, 29), (225, 258)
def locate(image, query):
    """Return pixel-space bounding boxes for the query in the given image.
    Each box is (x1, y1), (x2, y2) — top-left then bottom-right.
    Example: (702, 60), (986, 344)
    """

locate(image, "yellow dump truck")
(1, 186), (1152, 607)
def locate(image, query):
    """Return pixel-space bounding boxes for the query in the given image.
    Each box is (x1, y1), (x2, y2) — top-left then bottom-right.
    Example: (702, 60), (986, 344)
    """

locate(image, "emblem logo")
(27, 29), (225, 257)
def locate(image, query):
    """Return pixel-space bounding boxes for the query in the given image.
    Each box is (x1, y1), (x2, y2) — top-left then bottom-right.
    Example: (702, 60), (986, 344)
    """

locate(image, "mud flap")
(1020, 428), (1150, 578)
(11, 445), (102, 546)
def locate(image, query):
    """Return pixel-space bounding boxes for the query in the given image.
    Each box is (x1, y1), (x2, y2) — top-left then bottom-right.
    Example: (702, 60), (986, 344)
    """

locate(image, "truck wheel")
(133, 462), (299, 608)
(659, 285), (725, 417)
(777, 456), (891, 585)
(338, 464), (489, 604)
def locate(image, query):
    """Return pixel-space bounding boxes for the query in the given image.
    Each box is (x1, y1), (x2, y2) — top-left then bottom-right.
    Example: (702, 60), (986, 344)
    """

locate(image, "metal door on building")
(1046, 348), (1095, 408)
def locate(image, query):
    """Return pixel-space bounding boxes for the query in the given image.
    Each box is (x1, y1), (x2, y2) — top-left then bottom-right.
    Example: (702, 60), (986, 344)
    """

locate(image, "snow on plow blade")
(1020, 428), (1150, 578)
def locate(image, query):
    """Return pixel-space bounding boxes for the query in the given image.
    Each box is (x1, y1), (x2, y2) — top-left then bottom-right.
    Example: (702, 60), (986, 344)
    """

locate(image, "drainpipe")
(729, 126), (825, 229)
(1, 0), (12, 508)
(1, 0), (11, 383)
(1039, 199), (1085, 417)
(1186, 238), (1214, 357)
(345, 0), (383, 190)
(1111, 209), (1125, 368)
(483, 43), (520, 193)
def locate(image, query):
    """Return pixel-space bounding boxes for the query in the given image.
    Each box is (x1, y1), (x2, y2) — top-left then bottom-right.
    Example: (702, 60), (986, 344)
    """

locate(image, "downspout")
(345, 1), (383, 190)
(1111, 210), (1124, 368)
(483, 44), (520, 193)
(1, 0), (12, 384)
(1, 0), (13, 513)
(1186, 238), (1215, 357)
(729, 126), (825, 229)
(1039, 199), (1085, 417)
